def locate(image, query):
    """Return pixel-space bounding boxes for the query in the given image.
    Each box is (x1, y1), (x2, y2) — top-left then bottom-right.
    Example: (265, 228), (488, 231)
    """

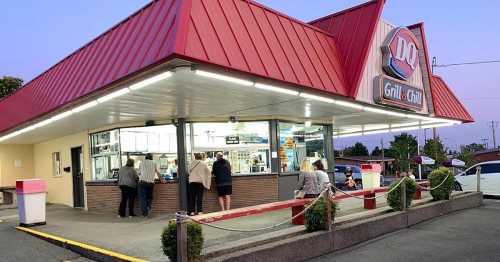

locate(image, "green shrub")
(386, 178), (417, 211)
(428, 167), (455, 200)
(162, 220), (204, 262)
(304, 197), (337, 232)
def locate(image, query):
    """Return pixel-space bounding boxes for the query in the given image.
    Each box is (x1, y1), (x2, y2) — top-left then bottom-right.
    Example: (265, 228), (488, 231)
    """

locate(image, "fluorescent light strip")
(195, 70), (253, 86)
(254, 83), (299, 96)
(72, 101), (99, 113)
(335, 132), (363, 138)
(363, 129), (389, 135)
(305, 120), (312, 127)
(390, 122), (420, 128)
(364, 107), (407, 118)
(334, 100), (364, 110)
(420, 122), (455, 129)
(390, 126), (420, 132)
(97, 88), (130, 103)
(50, 111), (73, 121)
(299, 93), (335, 103)
(129, 71), (173, 90)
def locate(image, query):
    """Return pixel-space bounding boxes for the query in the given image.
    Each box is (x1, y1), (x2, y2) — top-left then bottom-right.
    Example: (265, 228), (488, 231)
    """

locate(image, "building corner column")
(176, 118), (188, 211)
(324, 125), (335, 181)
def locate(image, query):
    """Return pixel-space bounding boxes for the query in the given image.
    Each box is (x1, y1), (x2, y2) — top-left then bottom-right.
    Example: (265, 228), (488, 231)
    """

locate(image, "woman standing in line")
(188, 153), (212, 216)
(313, 160), (330, 191)
(118, 158), (139, 218)
(296, 159), (320, 198)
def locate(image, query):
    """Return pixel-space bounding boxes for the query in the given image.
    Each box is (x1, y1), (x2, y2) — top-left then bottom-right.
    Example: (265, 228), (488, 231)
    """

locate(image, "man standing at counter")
(138, 153), (159, 217)
(212, 152), (232, 211)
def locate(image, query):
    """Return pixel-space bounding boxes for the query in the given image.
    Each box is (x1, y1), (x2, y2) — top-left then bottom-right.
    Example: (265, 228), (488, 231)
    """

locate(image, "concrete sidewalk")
(4, 192), (431, 262)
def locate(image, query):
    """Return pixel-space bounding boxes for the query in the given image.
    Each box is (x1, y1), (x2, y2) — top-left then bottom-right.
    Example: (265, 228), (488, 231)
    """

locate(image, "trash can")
(360, 164), (382, 189)
(16, 179), (47, 227)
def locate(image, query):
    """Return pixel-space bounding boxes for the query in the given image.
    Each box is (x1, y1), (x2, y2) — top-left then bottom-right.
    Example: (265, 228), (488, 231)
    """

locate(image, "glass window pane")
(192, 122), (270, 174)
(278, 122), (325, 172)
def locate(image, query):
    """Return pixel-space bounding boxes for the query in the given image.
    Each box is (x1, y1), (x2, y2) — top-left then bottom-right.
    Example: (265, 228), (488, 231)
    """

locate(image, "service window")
(278, 122), (325, 172)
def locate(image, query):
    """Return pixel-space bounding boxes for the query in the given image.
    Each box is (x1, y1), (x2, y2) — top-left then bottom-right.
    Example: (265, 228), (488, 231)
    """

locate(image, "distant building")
(473, 148), (500, 163)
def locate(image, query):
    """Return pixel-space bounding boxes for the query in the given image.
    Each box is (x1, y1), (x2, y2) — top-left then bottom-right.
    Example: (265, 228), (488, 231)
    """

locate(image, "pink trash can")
(16, 179), (47, 227)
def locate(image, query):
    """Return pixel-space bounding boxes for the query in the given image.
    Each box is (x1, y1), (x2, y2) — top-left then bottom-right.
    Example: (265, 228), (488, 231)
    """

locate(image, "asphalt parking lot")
(309, 198), (500, 262)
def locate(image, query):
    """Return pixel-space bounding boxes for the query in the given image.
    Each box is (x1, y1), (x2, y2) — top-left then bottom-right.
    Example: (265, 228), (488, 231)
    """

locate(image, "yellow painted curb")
(16, 226), (149, 262)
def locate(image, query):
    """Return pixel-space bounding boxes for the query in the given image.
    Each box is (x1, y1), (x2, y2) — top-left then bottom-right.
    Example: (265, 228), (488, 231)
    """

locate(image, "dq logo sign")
(382, 27), (419, 80)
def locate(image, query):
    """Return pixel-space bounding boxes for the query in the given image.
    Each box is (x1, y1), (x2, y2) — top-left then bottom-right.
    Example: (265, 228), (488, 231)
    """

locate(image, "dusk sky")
(2, 1), (499, 152)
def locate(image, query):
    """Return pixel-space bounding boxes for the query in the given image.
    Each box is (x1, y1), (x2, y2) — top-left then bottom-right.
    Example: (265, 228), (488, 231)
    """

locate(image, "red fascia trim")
(349, 0), (385, 98)
(0, 0), (157, 104)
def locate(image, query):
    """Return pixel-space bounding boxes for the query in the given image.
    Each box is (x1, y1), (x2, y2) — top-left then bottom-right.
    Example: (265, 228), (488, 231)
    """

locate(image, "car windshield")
(336, 166), (346, 173)
(335, 166), (361, 173)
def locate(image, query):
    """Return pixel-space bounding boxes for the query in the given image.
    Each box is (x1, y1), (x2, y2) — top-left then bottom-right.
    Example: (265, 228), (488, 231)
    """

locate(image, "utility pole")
(480, 138), (489, 149)
(432, 57), (438, 140)
(489, 121), (498, 148)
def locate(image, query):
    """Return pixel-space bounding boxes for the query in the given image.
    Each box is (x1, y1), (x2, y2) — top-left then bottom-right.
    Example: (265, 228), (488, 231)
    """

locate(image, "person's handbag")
(294, 190), (305, 199)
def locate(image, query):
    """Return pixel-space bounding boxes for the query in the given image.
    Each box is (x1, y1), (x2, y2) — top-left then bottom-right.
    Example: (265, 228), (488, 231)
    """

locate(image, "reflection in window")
(192, 122), (270, 174)
(90, 130), (120, 180)
(279, 122), (325, 172)
(52, 152), (61, 177)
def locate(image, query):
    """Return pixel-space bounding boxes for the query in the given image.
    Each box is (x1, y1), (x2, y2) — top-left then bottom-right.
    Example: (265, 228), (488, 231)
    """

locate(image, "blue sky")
(2, 1), (499, 152)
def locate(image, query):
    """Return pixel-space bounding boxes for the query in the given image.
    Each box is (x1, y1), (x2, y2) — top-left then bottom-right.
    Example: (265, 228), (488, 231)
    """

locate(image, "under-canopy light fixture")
(50, 111), (73, 121)
(363, 129), (389, 136)
(72, 101), (99, 113)
(305, 120), (312, 127)
(129, 71), (172, 90)
(254, 83), (299, 96)
(334, 100), (364, 110)
(364, 107), (407, 118)
(195, 70), (253, 86)
(299, 93), (335, 103)
(97, 88), (130, 103)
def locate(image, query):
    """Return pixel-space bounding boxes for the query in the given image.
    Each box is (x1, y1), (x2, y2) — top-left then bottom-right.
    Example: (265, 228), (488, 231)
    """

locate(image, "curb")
(15, 226), (149, 262)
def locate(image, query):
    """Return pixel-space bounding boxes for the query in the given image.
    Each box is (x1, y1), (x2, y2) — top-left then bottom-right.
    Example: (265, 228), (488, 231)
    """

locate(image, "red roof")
(430, 75), (473, 123)
(0, 0), (349, 133)
(309, 0), (384, 97)
(0, 0), (472, 134)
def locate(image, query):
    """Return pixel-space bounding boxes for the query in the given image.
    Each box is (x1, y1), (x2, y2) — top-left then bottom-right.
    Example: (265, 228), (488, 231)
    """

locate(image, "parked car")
(334, 165), (384, 188)
(455, 160), (500, 196)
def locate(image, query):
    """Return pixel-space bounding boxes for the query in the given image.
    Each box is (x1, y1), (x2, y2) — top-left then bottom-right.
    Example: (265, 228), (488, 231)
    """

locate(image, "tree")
(371, 146), (382, 156)
(343, 142), (369, 156)
(390, 133), (418, 172)
(0, 76), (23, 98)
(423, 138), (447, 166)
(458, 143), (486, 167)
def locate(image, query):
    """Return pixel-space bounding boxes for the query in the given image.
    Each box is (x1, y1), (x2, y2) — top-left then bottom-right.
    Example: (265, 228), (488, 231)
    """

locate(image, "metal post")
(324, 188), (332, 231)
(176, 211), (188, 262)
(176, 118), (188, 211)
(476, 166), (481, 192)
(324, 125), (335, 181)
(401, 178), (407, 211)
(270, 120), (280, 173)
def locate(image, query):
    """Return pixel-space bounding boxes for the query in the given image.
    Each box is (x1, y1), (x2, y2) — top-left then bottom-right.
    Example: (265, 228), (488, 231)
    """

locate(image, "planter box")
(206, 192), (483, 262)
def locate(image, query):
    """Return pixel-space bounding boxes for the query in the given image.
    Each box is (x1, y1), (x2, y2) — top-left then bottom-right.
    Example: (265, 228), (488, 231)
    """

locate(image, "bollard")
(364, 191), (376, 209)
(476, 166), (481, 193)
(324, 188), (332, 231)
(400, 178), (407, 211)
(176, 211), (188, 262)
(414, 186), (422, 200)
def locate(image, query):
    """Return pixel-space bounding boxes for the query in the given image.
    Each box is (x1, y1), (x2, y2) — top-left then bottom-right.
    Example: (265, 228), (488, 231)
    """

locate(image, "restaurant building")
(0, 0), (473, 213)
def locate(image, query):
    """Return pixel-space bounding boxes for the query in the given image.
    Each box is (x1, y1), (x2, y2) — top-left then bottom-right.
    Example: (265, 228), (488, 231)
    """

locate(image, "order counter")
(85, 173), (279, 214)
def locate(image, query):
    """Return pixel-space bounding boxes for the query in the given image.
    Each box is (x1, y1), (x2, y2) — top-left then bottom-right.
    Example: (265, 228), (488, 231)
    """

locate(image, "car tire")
(453, 182), (463, 191)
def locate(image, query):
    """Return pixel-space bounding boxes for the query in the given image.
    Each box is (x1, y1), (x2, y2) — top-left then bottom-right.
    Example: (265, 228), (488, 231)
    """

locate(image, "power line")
(433, 59), (500, 68)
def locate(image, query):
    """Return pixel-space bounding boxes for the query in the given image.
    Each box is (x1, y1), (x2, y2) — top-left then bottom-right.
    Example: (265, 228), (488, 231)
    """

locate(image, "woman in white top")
(188, 153), (212, 215)
(313, 160), (330, 191)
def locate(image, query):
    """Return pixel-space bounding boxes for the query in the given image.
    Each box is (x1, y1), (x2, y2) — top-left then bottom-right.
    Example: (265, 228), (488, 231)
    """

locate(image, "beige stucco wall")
(33, 131), (91, 207)
(0, 144), (34, 187)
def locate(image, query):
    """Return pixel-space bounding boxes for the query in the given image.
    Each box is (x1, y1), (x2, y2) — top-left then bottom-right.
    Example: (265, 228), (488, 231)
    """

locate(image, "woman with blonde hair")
(296, 159), (320, 198)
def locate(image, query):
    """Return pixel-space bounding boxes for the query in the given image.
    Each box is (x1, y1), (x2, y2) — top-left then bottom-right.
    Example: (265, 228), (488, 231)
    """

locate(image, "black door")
(71, 147), (85, 208)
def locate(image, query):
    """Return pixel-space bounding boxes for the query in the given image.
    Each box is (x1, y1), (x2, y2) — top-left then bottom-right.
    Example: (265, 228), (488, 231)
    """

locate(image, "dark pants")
(188, 182), (204, 215)
(138, 181), (154, 216)
(118, 185), (137, 217)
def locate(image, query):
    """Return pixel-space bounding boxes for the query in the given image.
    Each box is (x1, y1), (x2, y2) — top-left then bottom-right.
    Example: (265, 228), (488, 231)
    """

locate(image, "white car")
(455, 160), (500, 196)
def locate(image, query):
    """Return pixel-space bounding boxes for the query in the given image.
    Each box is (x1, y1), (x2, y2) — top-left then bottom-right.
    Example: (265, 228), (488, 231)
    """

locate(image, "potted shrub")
(386, 178), (417, 211)
(304, 197), (337, 232)
(162, 220), (204, 262)
(428, 167), (455, 200)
